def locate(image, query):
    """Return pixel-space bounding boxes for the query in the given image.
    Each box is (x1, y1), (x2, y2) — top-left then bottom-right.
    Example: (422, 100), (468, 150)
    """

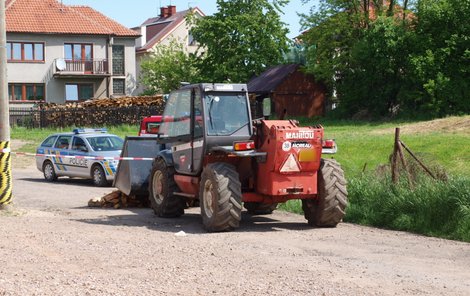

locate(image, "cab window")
(194, 89), (203, 138)
(161, 90), (191, 137)
(41, 136), (57, 147)
(205, 92), (250, 136)
(146, 122), (160, 134)
(54, 135), (72, 149)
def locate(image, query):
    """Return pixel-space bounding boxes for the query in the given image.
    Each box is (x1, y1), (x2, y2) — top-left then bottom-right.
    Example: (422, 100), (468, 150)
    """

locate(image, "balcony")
(53, 59), (110, 78)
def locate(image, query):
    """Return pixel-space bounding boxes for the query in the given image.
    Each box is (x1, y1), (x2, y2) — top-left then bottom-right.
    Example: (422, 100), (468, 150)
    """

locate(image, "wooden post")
(391, 128), (400, 183)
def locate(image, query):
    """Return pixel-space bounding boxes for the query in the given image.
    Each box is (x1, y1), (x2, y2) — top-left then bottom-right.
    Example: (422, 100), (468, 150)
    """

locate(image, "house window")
(64, 43), (93, 61)
(112, 45), (125, 75)
(8, 83), (45, 101)
(7, 42), (44, 62)
(66, 84), (94, 101)
(113, 79), (125, 95)
(188, 30), (196, 46)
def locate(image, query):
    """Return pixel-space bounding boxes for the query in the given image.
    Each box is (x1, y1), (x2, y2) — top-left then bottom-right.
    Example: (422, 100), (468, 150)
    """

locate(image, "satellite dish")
(56, 58), (66, 71)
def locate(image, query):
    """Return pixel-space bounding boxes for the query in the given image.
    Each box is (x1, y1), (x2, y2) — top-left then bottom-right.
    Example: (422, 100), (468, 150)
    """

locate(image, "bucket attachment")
(113, 136), (162, 196)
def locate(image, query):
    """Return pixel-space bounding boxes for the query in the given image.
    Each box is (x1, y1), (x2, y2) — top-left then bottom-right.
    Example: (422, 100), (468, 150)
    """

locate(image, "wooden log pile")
(39, 95), (165, 110)
(36, 95), (166, 127)
(88, 190), (149, 209)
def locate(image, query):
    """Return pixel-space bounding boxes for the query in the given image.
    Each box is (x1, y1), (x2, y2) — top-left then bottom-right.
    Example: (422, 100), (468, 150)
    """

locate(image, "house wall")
(112, 37), (137, 97)
(154, 19), (199, 54)
(7, 33), (137, 104)
(272, 70), (326, 118)
(134, 12), (202, 95)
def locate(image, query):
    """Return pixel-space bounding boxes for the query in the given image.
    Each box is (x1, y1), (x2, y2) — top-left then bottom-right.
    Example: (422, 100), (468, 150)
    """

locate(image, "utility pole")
(0, 0), (12, 208)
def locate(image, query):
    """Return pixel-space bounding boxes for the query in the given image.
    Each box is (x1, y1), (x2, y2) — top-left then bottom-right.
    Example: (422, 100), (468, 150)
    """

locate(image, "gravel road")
(1, 158), (469, 296)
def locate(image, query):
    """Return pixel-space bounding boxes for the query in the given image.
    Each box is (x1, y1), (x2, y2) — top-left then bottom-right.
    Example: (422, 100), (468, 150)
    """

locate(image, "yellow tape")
(0, 141), (12, 205)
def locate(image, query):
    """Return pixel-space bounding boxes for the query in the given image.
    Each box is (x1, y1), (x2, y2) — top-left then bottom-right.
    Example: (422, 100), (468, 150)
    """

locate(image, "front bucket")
(113, 136), (162, 196)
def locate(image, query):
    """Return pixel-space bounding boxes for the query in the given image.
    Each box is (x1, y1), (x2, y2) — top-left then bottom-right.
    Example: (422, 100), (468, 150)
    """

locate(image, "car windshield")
(205, 92), (250, 136)
(86, 136), (123, 152)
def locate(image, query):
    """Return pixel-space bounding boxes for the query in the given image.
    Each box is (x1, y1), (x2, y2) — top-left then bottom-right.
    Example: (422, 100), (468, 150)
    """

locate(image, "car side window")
(41, 136), (57, 147)
(54, 135), (72, 150)
(72, 137), (87, 152)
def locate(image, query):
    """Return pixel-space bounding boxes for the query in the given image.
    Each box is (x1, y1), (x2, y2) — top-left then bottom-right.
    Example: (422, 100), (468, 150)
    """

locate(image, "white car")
(35, 128), (123, 186)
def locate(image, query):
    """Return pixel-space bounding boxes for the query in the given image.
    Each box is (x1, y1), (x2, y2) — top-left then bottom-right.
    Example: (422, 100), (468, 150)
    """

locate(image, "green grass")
(344, 174), (470, 242)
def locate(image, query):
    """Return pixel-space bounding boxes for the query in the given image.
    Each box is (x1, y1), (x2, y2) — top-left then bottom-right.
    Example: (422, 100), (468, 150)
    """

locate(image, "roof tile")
(6, 0), (139, 37)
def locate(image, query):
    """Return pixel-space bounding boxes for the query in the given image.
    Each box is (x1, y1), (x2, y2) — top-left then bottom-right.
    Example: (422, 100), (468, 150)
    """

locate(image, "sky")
(62, 0), (319, 39)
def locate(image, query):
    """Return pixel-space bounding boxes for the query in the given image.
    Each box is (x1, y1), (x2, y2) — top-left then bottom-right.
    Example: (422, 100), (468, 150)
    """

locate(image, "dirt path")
(1, 161), (469, 295)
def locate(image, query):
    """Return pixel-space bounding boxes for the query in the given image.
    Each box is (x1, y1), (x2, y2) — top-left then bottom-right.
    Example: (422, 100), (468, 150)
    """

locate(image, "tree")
(188, 0), (290, 83)
(140, 41), (199, 94)
(301, 0), (469, 118)
(407, 0), (470, 116)
(299, 1), (418, 117)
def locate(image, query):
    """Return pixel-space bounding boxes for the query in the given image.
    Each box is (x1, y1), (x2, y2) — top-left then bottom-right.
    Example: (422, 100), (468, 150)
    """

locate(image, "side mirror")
(262, 98), (271, 117)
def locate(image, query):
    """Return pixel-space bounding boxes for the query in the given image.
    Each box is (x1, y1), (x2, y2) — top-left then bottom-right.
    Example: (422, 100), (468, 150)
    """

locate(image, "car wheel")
(43, 161), (57, 182)
(92, 165), (108, 187)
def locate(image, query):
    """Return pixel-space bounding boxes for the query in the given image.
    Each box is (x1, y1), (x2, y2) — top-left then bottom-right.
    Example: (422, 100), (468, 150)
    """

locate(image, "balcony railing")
(54, 59), (109, 75)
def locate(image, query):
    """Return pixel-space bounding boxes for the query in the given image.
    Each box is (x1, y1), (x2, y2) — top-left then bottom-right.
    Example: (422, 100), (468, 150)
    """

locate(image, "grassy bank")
(345, 174), (470, 242)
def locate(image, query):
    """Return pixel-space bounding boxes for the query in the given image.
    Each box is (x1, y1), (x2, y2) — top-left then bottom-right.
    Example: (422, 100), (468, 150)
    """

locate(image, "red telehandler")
(114, 83), (347, 232)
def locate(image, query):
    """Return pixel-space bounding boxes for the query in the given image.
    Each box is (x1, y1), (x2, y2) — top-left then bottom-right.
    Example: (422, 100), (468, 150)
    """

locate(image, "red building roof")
(6, 0), (139, 37)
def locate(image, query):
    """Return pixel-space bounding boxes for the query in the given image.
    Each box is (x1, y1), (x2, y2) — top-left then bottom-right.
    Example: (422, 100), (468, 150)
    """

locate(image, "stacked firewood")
(88, 190), (149, 209)
(38, 95), (165, 110)
(35, 95), (166, 127)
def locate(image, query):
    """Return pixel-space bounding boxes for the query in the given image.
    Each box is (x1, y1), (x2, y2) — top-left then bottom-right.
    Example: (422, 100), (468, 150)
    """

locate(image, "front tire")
(92, 165), (108, 187)
(303, 158), (348, 227)
(148, 158), (184, 217)
(43, 161), (57, 182)
(244, 202), (278, 215)
(200, 163), (242, 232)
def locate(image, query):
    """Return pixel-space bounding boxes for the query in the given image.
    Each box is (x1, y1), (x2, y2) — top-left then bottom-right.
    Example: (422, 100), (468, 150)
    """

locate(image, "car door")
(52, 135), (72, 175)
(69, 136), (90, 177)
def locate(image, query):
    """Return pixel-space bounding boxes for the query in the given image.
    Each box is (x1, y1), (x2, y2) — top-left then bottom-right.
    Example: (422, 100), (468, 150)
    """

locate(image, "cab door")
(165, 89), (193, 175)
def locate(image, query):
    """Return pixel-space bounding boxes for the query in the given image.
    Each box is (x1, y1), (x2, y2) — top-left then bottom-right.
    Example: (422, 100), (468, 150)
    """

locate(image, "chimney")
(168, 5), (176, 16)
(160, 6), (169, 18)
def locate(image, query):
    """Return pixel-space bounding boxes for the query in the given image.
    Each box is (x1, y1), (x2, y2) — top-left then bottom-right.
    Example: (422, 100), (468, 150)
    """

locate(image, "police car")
(35, 128), (124, 186)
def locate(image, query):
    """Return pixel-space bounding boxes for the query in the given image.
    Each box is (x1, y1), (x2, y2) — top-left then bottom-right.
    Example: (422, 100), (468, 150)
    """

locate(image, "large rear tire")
(200, 163), (242, 232)
(303, 158), (348, 227)
(244, 202), (278, 215)
(148, 158), (185, 218)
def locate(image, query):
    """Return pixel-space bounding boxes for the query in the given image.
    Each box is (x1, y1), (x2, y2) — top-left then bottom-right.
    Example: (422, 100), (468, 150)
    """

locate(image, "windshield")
(205, 93), (250, 136)
(86, 136), (123, 152)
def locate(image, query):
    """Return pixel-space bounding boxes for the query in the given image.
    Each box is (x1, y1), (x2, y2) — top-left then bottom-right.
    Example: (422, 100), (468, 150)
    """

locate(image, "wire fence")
(9, 105), (165, 128)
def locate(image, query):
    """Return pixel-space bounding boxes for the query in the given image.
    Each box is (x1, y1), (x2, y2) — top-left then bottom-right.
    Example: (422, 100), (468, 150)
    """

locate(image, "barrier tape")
(0, 141), (13, 205)
(4, 150), (154, 161)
